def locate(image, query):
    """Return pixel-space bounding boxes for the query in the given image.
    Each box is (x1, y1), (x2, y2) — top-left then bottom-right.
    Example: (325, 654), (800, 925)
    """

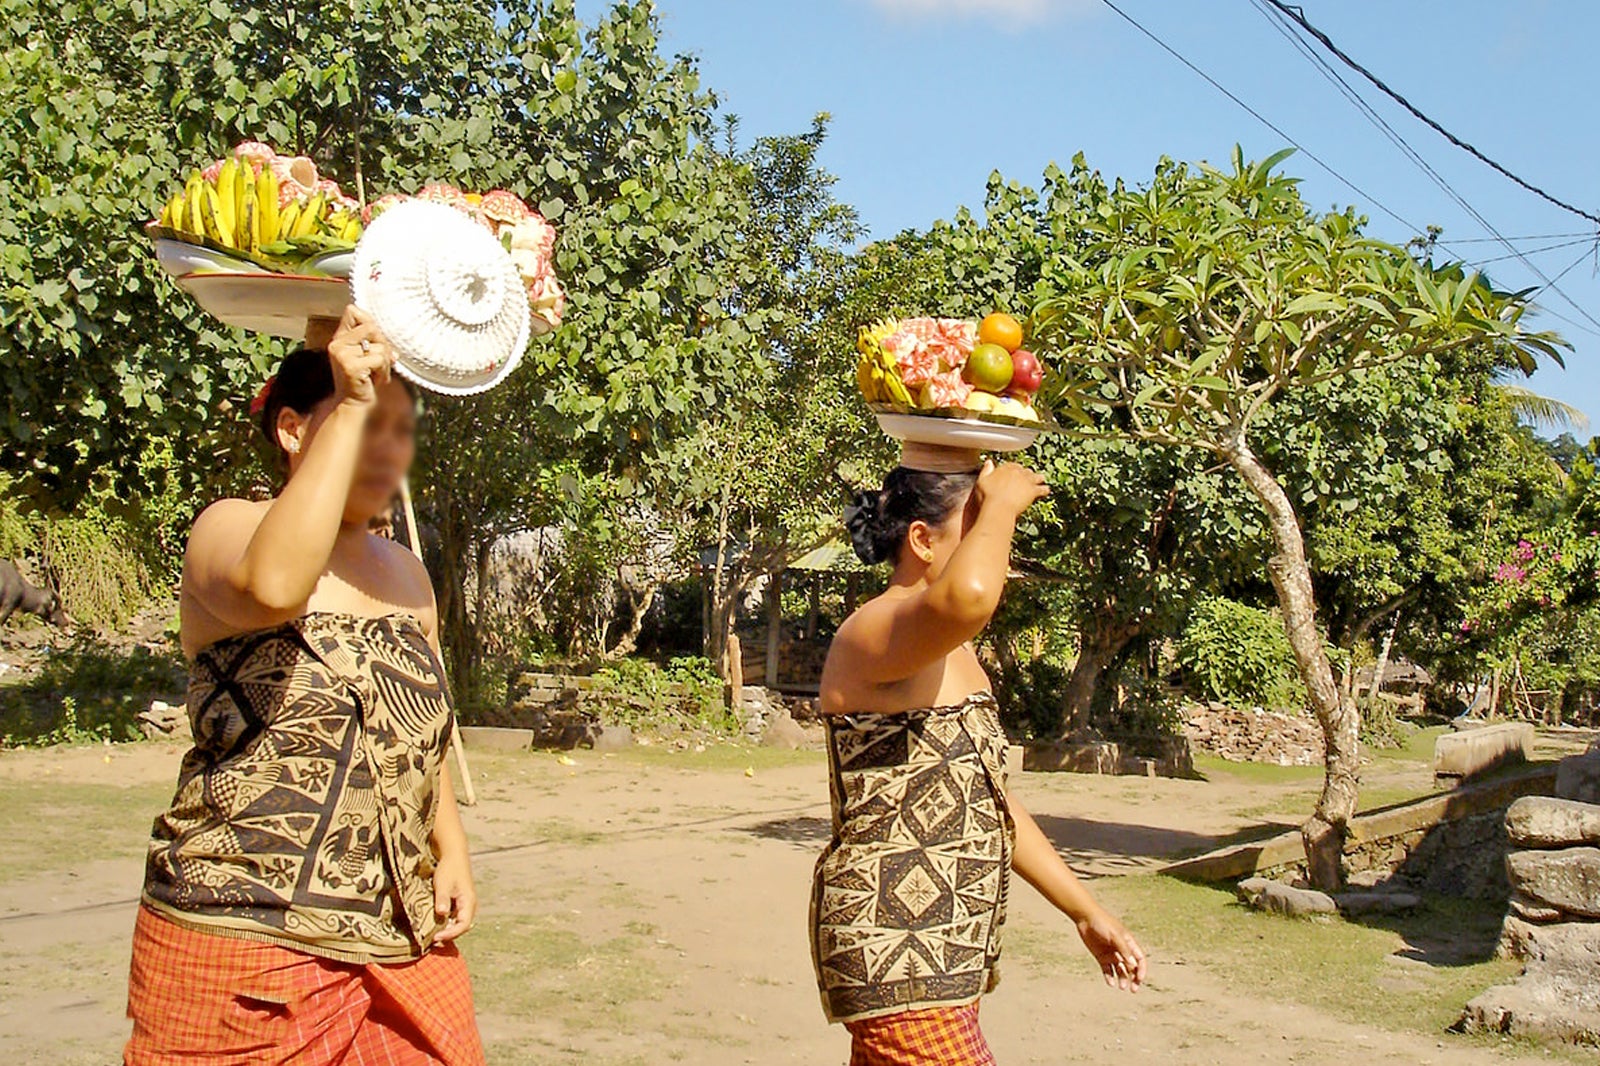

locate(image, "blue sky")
(591, 0), (1598, 426)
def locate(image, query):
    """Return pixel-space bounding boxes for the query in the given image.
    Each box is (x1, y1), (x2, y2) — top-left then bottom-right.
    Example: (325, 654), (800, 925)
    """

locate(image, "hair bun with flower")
(249, 375), (277, 417)
(845, 489), (887, 566)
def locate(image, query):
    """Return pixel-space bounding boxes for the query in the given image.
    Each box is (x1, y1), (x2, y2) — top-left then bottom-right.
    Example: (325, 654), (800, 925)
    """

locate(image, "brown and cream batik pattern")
(143, 612), (454, 964)
(811, 693), (1015, 1023)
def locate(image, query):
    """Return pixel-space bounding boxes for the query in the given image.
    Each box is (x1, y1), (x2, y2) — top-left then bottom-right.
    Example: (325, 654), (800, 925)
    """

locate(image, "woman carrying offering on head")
(125, 307), (484, 1065)
(812, 446), (1145, 1065)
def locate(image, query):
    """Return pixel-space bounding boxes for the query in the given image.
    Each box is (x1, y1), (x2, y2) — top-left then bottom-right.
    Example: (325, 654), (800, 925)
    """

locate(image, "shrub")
(1178, 597), (1306, 709)
(1, 638), (185, 746)
(591, 656), (736, 736)
(991, 657), (1071, 740)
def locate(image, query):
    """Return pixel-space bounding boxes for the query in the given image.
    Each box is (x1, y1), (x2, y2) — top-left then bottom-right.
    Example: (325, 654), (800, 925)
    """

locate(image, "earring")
(289, 441), (300, 454)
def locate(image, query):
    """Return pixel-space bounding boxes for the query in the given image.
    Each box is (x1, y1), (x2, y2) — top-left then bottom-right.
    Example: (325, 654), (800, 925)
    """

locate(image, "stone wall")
(1180, 702), (1323, 766)
(1163, 762), (1559, 896)
(1457, 744), (1600, 1046)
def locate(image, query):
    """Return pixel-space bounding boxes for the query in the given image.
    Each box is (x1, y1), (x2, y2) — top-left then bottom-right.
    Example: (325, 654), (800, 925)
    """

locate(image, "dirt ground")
(0, 738), (1578, 1065)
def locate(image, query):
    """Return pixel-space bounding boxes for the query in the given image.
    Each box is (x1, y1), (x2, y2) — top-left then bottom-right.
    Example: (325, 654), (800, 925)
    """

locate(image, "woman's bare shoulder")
(185, 498), (269, 556)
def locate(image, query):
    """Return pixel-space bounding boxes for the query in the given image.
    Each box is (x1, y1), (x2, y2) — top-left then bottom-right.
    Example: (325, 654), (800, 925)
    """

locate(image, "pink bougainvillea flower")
(924, 368), (973, 408)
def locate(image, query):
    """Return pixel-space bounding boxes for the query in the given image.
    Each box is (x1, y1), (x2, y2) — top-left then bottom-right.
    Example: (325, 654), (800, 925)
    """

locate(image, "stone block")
(457, 726), (533, 752)
(1506, 847), (1600, 919)
(1500, 914), (1600, 965)
(1004, 744), (1024, 779)
(1510, 891), (1567, 923)
(760, 710), (809, 750)
(1457, 967), (1600, 1046)
(589, 724), (633, 752)
(1333, 890), (1422, 917)
(1236, 877), (1337, 917)
(1507, 796), (1600, 849)
(1434, 722), (1532, 784)
(1023, 740), (1120, 774)
(1557, 748), (1600, 805)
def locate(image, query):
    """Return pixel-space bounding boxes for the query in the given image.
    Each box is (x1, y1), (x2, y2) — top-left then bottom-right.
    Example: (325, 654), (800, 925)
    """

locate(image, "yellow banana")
(292, 192), (325, 238)
(182, 173), (205, 237)
(276, 201), (301, 244)
(857, 358), (878, 402)
(885, 374), (914, 406)
(198, 184), (226, 244)
(215, 159), (238, 235)
(256, 168), (280, 246)
(339, 214), (362, 242)
(240, 181), (261, 255)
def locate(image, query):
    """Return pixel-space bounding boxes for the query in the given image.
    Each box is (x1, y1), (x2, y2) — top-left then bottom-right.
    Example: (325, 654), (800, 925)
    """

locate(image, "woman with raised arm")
(125, 307), (484, 1065)
(811, 448), (1145, 1065)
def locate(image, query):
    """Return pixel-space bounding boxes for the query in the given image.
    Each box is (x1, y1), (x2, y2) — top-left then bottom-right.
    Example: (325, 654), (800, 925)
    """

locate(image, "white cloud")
(867, 0), (1096, 26)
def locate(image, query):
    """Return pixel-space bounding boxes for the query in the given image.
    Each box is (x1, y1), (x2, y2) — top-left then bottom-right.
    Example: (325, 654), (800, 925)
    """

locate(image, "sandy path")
(0, 743), (1552, 1065)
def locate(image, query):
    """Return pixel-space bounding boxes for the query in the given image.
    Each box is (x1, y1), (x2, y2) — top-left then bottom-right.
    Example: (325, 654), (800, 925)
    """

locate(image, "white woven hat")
(351, 200), (531, 395)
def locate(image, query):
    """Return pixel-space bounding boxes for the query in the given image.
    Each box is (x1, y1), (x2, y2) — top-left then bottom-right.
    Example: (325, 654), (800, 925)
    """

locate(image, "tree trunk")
(1365, 614), (1400, 712)
(1061, 612), (1139, 738)
(765, 572), (783, 687)
(1222, 437), (1359, 892)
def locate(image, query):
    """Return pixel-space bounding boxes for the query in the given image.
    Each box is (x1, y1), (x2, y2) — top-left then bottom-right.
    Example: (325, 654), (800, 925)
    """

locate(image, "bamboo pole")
(399, 476), (477, 807)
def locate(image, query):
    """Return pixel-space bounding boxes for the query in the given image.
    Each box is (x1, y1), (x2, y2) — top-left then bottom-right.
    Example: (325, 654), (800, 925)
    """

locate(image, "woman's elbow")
(936, 578), (1000, 627)
(233, 569), (310, 614)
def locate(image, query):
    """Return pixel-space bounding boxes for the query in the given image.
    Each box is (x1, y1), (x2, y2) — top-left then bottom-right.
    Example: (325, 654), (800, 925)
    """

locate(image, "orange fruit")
(978, 312), (1024, 352)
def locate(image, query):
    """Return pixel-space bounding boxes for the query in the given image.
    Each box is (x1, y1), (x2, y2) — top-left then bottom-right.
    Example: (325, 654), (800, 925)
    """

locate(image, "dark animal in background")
(0, 560), (68, 628)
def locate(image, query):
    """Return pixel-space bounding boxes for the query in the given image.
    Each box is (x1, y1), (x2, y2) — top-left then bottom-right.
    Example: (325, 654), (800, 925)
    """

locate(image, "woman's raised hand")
(973, 460), (1050, 519)
(327, 305), (395, 409)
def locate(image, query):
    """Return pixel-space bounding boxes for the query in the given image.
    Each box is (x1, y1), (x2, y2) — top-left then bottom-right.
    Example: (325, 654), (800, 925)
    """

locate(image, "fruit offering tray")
(857, 312), (1055, 452)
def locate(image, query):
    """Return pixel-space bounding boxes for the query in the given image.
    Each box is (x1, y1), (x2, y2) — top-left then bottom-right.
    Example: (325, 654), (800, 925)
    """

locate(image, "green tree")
(1030, 149), (1565, 889)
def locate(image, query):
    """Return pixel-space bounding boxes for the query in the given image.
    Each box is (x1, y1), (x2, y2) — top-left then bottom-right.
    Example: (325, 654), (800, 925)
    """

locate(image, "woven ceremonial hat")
(351, 200), (531, 395)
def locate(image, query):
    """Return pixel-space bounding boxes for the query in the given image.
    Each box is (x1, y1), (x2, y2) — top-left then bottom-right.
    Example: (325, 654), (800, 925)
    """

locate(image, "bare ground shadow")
(742, 814), (833, 848)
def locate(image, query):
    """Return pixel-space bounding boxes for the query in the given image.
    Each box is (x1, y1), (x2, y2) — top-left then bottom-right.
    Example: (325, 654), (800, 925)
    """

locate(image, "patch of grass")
(1369, 725), (1447, 766)
(1191, 753), (1324, 785)
(464, 909), (660, 1031)
(1096, 874), (1523, 1041)
(0, 778), (171, 880)
(0, 639), (184, 746)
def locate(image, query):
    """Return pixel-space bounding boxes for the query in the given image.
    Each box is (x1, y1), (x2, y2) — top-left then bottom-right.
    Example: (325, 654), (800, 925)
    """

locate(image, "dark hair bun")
(843, 467), (980, 567)
(845, 489), (888, 565)
(257, 347), (336, 457)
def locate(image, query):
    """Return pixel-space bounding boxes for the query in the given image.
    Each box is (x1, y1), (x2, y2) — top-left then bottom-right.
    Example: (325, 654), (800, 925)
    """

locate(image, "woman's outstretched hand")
(431, 852), (477, 943)
(327, 305), (395, 409)
(1076, 907), (1146, 992)
(973, 460), (1050, 519)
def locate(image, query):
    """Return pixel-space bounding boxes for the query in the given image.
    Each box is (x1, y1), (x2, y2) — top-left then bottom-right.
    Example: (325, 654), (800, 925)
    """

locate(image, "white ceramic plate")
(173, 273), (351, 339)
(873, 410), (1043, 452)
(152, 238), (268, 278)
(302, 249), (354, 278)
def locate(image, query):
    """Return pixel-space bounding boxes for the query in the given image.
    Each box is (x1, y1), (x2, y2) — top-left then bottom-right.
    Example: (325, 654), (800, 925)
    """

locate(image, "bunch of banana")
(157, 164), (363, 259)
(856, 321), (914, 406)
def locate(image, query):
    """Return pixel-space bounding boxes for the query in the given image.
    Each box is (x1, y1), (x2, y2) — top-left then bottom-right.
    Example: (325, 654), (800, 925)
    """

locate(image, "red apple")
(1009, 348), (1043, 393)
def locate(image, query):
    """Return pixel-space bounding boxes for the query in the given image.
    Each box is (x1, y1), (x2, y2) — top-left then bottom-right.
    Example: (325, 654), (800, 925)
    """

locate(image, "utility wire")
(1262, 0), (1600, 228)
(1249, 0), (1600, 336)
(1092, 0), (1423, 238)
(1096, 0), (1600, 337)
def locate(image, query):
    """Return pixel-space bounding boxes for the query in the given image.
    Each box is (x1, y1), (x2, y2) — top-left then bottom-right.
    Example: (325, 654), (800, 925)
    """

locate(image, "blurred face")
(280, 380), (416, 525)
(902, 486), (979, 580)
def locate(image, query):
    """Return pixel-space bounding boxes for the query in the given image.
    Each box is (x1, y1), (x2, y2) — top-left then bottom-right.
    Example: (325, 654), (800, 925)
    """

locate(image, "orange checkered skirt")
(844, 1004), (996, 1066)
(124, 905), (485, 1065)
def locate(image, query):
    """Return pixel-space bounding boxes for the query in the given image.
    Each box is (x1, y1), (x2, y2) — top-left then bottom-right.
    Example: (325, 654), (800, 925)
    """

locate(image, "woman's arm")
(1009, 792), (1146, 992)
(846, 462), (1049, 686)
(185, 307), (395, 625)
(421, 586), (476, 943)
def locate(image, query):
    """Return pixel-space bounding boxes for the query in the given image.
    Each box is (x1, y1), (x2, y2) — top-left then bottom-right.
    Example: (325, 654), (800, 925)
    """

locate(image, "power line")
(1092, 0), (1423, 238)
(1248, 0), (1600, 336)
(1262, 0), (1600, 228)
(1470, 238), (1594, 267)
(1094, 0), (1600, 339)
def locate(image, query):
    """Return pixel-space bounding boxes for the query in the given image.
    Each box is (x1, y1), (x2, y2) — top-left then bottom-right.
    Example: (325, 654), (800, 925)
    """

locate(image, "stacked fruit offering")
(151, 141), (363, 271)
(364, 185), (565, 331)
(857, 312), (1043, 422)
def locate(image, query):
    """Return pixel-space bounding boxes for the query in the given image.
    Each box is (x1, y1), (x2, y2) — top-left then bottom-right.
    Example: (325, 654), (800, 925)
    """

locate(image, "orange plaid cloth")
(845, 1004), (996, 1065)
(125, 906), (485, 1065)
